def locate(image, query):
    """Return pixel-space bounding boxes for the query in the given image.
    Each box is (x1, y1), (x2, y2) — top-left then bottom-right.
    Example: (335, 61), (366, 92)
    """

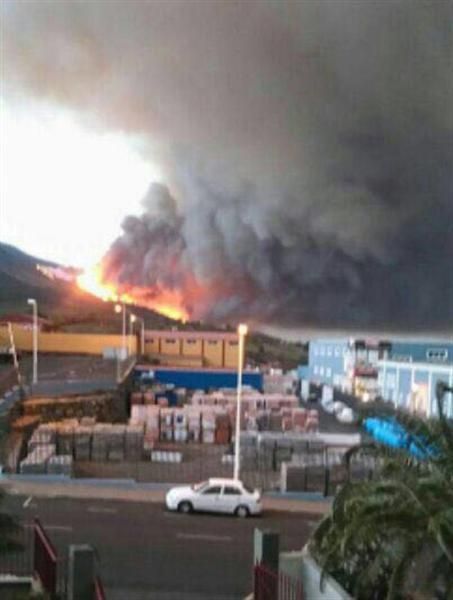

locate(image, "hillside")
(0, 242), (305, 368)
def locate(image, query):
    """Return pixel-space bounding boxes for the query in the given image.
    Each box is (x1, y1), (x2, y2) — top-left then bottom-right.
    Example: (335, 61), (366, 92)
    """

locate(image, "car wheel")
(178, 501), (193, 514)
(235, 505), (250, 518)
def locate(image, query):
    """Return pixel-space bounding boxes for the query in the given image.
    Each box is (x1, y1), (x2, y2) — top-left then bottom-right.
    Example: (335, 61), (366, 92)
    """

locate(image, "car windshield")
(191, 481), (208, 492)
(242, 484), (255, 494)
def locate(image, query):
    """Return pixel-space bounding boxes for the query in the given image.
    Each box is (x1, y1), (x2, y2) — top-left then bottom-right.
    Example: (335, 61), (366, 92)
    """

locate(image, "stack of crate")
(20, 445), (55, 474)
(201, 408), (215, 443)
(160, 408), (173, 442)
(130, 391), (144, 406)
(57, 422), (76, 456)
(306, 409), (319, 433)
(292, 408), (307, 432)
(107, 425), (126, 461)
(185, 408), (201, 442)
(74, 425), (92, 461)
(144, 407), (160, 450)
(47, 455), (73, 476)
(214, 411), (230, 444)
(28, 426), (56, 453)
(91, 424), (109, 461)
(125, 424), (144, 460)
(143, 391), (155, 405)
(173, 409), (188, 443)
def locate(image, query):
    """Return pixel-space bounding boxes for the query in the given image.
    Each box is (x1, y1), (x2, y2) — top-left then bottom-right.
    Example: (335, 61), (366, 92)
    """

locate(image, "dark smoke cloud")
(2, 0), (453, 330)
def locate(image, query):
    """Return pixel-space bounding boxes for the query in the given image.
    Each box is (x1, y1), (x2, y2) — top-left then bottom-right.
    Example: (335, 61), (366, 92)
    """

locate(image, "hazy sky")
(1, 0), (452, 330)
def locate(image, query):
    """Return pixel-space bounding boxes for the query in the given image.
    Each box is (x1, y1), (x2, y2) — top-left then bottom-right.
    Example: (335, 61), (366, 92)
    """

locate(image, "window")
(223, 486), (241, 495)
(202, 486), (222, 495)
(313, 366), (319, 375)
(335, 347), (340, 357)
(320, 347), (325, 356)
(186, 339), (197, 345)
(192, 481), (209, 492)
(208, 340), (218, 345)
(427, 349), (448, 362)
(326, 368), (332, 378)
(327, 346), (332, 356)
(229, 341), (238, 347)
(320, 367), (325, 376)
(165, 339), (176, 344)
(314, 347), (318, 356)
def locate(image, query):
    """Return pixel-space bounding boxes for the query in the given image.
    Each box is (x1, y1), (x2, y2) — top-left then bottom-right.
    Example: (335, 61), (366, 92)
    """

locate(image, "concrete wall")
(279, 547), (352, 600)
(0, 325), (137, 356)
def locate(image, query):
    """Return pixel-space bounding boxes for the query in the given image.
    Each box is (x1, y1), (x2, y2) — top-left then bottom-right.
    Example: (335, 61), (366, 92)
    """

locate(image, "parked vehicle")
(165, 477), (262, 517)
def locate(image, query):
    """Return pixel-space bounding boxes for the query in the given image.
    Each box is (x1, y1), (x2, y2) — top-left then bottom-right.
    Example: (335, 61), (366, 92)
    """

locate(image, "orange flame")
(76, 265), (189, 322)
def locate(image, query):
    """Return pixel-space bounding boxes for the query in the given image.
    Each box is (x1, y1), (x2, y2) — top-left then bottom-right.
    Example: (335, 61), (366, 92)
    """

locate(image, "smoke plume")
(2, 0), (453, 330)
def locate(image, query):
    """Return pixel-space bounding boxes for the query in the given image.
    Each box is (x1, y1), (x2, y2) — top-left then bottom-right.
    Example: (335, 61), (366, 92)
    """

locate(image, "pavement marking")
(87, 506), (118, 514)
(23, 496), (33, 508)
(176, 533), (233, 542)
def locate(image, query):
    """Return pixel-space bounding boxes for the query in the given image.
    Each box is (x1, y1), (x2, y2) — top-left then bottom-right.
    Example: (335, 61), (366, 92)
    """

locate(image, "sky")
(1, 0), (452, 331)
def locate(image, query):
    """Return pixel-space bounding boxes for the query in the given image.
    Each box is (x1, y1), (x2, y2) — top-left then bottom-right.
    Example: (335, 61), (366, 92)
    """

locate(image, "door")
(195, 485), (223, 512)
(221, 484), (243, 514)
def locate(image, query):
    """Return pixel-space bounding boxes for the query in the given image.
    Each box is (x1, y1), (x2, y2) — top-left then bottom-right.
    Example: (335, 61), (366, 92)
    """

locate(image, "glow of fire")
(76, 265), (188, 322)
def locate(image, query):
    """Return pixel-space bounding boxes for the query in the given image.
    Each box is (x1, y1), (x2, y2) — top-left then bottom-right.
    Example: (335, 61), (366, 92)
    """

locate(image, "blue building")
(378, 359), (453, 418)
(300, 338), (390, 399)
(389, 340), (453, 364)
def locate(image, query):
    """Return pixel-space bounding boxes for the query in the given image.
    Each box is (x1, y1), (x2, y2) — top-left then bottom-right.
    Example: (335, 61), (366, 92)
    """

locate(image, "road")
(4, 494), (318, 599)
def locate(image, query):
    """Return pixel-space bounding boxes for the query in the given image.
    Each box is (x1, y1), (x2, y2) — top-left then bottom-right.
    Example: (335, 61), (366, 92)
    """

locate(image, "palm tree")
(310, 382), (453, 599)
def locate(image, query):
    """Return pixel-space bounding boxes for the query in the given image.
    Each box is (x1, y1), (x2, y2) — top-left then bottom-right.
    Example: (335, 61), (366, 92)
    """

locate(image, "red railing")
(33, 518), (57, 595)
(95, 575), (107, 600)
(254, 562), (304, 600)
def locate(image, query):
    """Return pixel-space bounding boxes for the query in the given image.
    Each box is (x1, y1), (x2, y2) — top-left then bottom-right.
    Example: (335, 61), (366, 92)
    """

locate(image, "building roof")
(145, 329), (239, 341)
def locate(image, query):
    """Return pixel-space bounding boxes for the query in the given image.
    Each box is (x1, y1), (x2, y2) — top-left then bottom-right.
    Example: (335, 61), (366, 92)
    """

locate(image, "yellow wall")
(203, 340), (224, 367)
(182, 338), (203, 357)
(224, 340), (239, 368)
(0, 325), (137, 355)
(144, 338), (160, 354)
(160, 337), (182, 356)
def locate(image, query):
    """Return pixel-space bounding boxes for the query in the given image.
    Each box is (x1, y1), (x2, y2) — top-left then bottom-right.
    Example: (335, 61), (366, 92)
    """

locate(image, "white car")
(165, 478), (262, 517)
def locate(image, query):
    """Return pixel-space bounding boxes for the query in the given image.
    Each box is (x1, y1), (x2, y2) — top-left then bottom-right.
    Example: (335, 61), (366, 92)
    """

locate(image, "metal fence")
(254, 562), (304, 600)
(34, 518), (58, 596)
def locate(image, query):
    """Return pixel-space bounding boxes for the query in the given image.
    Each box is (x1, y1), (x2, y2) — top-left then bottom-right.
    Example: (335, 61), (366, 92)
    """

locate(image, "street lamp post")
(129, 314), (136, 356)
(234, 323), (248, 481)
(114, 303), (126, 358)
(27, 298), (38, 385)
(133, 316), (145, 356)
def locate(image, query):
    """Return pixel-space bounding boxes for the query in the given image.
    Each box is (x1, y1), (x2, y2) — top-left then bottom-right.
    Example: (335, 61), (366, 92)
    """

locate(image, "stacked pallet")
(201, 409), (216, 443)
(160, 409), (173, 442)
(173, 409), (188, 443)
(57, 422), (75, 456)
(20, 445), (55, 474)
(74, 425), (93, 461)
(215, 412), (230, 444)
(91, 424), (109, 461)
(107, 425), (126, 461)
(186, 407), (201, 442)
(125, 425), (144, 460)
(28, 427), (56, 453)
(47, 455), (73, 476)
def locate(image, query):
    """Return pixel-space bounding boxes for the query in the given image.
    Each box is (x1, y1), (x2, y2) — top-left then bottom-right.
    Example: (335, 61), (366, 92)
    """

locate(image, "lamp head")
(27, 298), (36, 306)
(130, 314), (136, 323)
(114, 304), (122, 314)
(237, 323), (248, 336)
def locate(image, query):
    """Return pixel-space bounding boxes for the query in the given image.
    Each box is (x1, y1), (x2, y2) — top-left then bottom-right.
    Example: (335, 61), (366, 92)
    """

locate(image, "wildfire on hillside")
(37, 262), (189, 322)
(76, 265), (189, 322)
